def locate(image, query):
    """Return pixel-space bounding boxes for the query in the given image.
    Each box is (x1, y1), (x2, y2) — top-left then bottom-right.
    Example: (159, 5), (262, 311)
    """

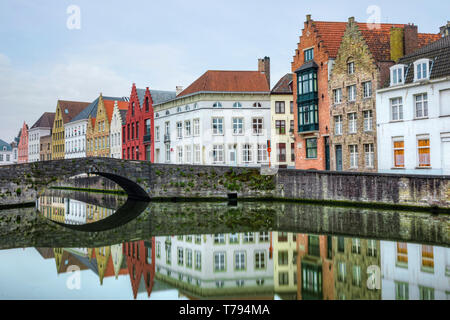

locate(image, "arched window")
(145, 97), (149, 112)
(213, 102), (222, 108)
(132, 102), (135, 116)
(233, 102), (242, 108)
(253, 102), (262, 108)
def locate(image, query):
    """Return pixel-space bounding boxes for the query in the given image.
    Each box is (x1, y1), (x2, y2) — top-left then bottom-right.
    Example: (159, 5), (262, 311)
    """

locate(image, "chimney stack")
(390, 27), (404, 62)
(176, 86), (183, 96)
(404, 23), (419, 56)
(306, 14), (312, 22)
(440, 21), (450, 37)
(258, 57), (271, 89)
(348, 17), (355, 24)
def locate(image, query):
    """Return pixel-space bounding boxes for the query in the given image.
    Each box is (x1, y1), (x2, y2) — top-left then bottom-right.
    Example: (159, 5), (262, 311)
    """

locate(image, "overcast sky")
(0, 0), (448, 142)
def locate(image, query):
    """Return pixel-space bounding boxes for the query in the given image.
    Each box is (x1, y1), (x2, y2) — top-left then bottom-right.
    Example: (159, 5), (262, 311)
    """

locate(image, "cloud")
(0, 42), (195, 143)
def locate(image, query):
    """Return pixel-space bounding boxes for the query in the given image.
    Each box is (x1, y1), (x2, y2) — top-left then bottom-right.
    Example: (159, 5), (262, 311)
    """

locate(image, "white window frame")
(415, 93), (428, 119)
(390, 97), (403, 121)
(212, 117), (224, 135)
(234, 251), (246, 271)
(176, 122), (182, 139)
(347, 85), (356, 102)
(194, 144), (201, 164)
(363, 110), (373, 132)
(232, 117), (244, 135)
(193, 119), (200, 136)
(364, 143), (374, 169)
(349, 145), (358, 169)
(348, 113), (357, 134)
(257, 144), (268, 163)
(155, 126), (160, 141)
(214, 252), (226, 271)
(177, 146), (183, 164)
(333, 88), (342, 104)
(348, 61), (355, 75)
(184, 120), (191, 137)
(390, 65), (405, 86)
(185, 145), (192, 163)
(242, 144), (253, 163)
(252, 118), (263, 135)
(334, 115), (343, 135)
(414, 59), (430, 82)
(363, 81), (372, 98)
(212, 144), (224, 164)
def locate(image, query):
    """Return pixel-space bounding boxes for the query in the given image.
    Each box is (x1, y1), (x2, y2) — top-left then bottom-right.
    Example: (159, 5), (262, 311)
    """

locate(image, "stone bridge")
(0, 201), (448, 250)
(0, 157), (450, 211)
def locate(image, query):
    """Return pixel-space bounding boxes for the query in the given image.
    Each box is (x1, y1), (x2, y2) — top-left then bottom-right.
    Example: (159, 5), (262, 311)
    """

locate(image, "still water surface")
(0, 190), (448, 300)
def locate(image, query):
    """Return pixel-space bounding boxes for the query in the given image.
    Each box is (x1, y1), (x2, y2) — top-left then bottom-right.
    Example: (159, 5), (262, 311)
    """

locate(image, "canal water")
(0, 189), (448, 300)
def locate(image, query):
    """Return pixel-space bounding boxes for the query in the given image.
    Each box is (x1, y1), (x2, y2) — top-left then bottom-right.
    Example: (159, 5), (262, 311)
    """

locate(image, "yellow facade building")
(51, 100), (89, 160)
(86, 95), (128, 158)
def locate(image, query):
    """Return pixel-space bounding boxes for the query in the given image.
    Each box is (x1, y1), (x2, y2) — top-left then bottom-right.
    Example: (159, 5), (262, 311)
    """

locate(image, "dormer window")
(414, 59), (430, 82)
(390, 65), (406, 86)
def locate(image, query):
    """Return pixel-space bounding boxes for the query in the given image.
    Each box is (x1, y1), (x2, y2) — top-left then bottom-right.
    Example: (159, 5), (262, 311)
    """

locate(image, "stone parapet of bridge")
(0, 158), (449, 210)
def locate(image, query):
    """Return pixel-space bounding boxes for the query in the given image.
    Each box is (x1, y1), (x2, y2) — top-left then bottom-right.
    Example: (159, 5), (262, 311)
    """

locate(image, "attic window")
(213, 102), (222, 108)
(253, 102), (262, 108)
(65, 109), (69, 114)
(347, 61), (355, 75)
(414, 59), (431, 82)
(194, 103), (198, 109)
(165, 110), (170, 115)
(155, 113), (159, 118)
(185, 105), (190, 111)
(177, 106), (182, 113)
(390, 64), (406, 86)
(233, 102), (242, 108)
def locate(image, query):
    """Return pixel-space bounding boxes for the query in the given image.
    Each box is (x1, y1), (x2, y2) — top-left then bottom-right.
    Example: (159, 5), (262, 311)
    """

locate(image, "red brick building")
(18, 121), (29, 164)
(122, 84), (175, 161)
(291, 15), (441, 170)
(123, 239), (156, 299)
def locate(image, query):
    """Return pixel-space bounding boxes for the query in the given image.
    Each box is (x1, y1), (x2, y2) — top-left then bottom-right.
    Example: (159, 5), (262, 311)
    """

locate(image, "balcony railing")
(143, 134), (151, 144)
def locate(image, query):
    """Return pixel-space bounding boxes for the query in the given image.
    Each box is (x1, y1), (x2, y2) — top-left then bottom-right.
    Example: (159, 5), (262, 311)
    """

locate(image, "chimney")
(258, 56), (271, 89)
(390, 27), (404, 62)
(348, 16), (355, 24)
(306, 14), (312, 22)
(404, 23), (419, 55)
(440, 21), (450, 37)
(176, 86), (183, 96)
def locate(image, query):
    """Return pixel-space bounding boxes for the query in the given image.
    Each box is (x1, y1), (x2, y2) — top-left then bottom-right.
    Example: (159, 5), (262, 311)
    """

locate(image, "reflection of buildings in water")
(123, 239), (156, 299)
(52, 248), (89, 274)
(111, 244), (127, 279)
(296, 234), (334, 300)
(37, 196), (53, 219)
(37, 195), (114, 225)
(272, 232), (298, 299)
(64, 199), (87, 225)
(333, 237), (381, 300)
(155, 232), (274, 299)
(381, 242), (450, 300)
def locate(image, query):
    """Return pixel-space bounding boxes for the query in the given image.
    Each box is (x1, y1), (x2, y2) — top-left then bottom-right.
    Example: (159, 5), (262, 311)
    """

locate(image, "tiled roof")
(58, 100), (91, 124)
(119, 109), (128, 125)
(177, 70), (270, 98)
(30, 112), (55, 130)
(271, 73), (293, 94)
(104, 100), (129, 123)
(310, 21), (440, 61)
(399, 35), (450, 84)
(0, 139), (12, 151)
(136, 89), (177, 106)
(70, 96), (129, 123)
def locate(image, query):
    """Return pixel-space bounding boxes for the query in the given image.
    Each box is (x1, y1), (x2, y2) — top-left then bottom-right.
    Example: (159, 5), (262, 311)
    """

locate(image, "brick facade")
(328, 20), (380, 172)
(17, 121), (29, 164)
(291, 16), (331, 170)
(123, 84), (155, 162)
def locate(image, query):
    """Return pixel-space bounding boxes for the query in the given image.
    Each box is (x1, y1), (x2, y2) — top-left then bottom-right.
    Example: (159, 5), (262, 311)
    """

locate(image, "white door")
(442, 138), (450, 174)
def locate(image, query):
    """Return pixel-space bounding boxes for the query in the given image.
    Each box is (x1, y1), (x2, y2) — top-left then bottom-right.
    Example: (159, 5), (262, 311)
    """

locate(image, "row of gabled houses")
(2, 16), (450, 175)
